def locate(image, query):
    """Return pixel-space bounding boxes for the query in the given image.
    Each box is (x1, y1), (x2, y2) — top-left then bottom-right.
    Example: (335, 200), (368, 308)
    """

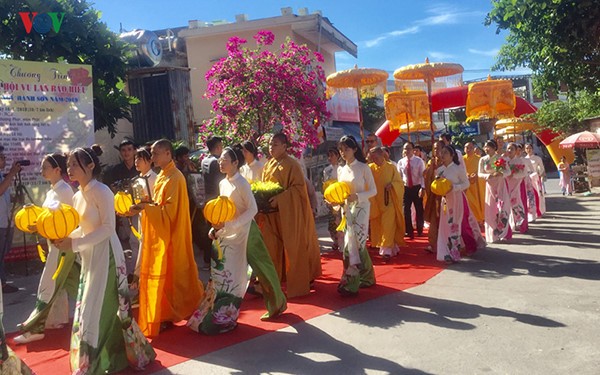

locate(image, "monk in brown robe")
(131, 139), (204, 337)
(261, 133), (322, 298)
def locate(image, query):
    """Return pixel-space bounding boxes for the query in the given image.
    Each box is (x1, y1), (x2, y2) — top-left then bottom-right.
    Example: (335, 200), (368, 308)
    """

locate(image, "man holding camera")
(102, 138), (139, 276)
(0, 146), (21, 293)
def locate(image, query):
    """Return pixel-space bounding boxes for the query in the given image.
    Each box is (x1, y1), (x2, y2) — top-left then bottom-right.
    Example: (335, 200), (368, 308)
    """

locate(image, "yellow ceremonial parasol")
(466, 76), (516, 122)
(494, 117), (536, 129)
(384, 90), (430, 136)
(327, 66), (389, 148)
(394, 58), (464, 143)
(396, 121), (432, 134)
(494, 117), (537, 138)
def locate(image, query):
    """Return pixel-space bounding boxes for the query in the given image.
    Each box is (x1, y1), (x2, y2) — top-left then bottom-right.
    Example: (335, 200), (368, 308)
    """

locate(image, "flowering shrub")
(200, 30), (330, 157)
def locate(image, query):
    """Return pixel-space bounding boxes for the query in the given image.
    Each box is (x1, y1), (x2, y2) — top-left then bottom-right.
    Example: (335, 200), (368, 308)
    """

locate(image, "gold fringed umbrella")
(384, 90), (430, 136)
(494, 117), (537, 138)
(394, 58), (464, 143)
(494, 117), (536, 129)
(466, 76), (515, 122)
(396, 121), (432, 134)
(326, 66), (389, 148)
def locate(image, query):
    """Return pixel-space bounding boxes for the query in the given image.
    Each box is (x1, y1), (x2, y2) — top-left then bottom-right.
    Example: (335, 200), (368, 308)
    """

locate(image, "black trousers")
(403, 185), (424, 235)
(191, 200), (212, 265)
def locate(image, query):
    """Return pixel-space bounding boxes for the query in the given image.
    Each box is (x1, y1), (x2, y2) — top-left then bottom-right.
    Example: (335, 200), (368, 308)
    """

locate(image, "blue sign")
(457, 123), (479, 135)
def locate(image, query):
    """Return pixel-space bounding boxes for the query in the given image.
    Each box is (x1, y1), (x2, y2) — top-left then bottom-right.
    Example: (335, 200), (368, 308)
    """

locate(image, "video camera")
(16, 160), (31, 166)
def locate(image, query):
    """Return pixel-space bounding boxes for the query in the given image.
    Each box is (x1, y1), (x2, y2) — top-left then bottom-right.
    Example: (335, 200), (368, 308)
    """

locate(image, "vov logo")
(19, 12), (65, 34)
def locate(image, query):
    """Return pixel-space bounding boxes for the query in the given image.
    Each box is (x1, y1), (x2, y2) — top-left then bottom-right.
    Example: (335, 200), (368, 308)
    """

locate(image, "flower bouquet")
(251, 181), (284, 214)
(509, 163), (525, 175)
(493, 158), (507, 173)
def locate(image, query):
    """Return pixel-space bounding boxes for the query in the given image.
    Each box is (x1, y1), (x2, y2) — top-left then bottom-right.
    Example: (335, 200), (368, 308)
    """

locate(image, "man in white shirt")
(0, 146), (21, 293)
(397, 142), (425, 239)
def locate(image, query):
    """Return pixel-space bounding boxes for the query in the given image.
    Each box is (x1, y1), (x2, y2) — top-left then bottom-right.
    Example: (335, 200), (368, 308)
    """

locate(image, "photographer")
(0, 146), (22, 293)
(102, 139), (139, 276)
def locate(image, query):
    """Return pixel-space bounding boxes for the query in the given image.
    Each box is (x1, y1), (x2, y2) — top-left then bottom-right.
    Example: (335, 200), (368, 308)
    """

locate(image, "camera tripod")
(9, 170), (36, 276)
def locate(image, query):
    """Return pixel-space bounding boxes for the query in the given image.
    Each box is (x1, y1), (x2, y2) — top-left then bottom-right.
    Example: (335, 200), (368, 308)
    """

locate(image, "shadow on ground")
(334, 290), (564, 331)
(163, 313), (431, 375)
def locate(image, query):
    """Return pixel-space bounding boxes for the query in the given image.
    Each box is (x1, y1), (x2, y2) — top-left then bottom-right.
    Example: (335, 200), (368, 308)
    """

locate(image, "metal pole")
(357, 86), (365, 151)
(427, 79), (435, 144)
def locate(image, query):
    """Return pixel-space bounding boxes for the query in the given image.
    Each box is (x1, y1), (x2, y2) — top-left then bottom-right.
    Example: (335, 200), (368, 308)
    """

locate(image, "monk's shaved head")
(153, 139), (173, 154)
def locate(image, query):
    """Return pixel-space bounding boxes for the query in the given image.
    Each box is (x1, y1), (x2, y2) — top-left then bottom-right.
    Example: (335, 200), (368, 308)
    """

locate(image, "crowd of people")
(322, 132), (547, 273)
(0, 130), (550, 374)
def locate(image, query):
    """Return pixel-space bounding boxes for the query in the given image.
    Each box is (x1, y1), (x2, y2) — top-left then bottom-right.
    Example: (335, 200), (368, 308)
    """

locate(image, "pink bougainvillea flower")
(200, 30), (330, 157)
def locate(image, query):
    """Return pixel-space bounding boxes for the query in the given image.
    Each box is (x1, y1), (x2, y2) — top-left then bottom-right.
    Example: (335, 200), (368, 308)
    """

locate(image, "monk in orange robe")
(261, 133), (322, 298)
(463, 142), (485, 223)
(132, 139), (204, 337)
(368, 147), (406, 259)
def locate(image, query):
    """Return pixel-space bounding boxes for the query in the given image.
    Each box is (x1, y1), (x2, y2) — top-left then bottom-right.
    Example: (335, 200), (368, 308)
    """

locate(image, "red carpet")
(9, 237), (444, 374)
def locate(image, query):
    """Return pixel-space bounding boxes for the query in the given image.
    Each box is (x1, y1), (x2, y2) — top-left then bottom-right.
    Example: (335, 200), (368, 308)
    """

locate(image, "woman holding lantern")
(14, 153), (79, 345)
(54, 147), (155, 374)
(336, 135), (377, 296)
(423, 141), (445, 252)
(130, 147), (157, 283)
(434, 146), (485, 264)
(478, 140), (513, 243)
(188, 145), (286, 335)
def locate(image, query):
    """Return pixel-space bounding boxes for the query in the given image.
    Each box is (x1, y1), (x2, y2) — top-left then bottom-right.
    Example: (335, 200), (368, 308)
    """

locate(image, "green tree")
(360, 95), (386, 133)
(0, 0), (137, 135)
(527, 90), (600, 134)
(486, 0), (600, 95)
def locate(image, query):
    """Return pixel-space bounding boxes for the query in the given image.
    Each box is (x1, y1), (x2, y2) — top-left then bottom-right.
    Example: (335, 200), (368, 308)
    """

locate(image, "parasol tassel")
(52, 252), (66, 280)
(336, 216), (347, 232)
(37, 240), (46, 263)
(215, 239), (223, 261)
(130, 225), (142, 240)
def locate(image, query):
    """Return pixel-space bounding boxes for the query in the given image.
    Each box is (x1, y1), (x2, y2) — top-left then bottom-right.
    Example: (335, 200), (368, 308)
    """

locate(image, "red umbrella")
(559, 131), (600, 149)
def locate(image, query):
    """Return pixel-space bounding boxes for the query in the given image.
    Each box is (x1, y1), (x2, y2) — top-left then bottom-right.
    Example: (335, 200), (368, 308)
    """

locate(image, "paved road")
(162, 178), (600, 375)
(5, 178), (600, 374)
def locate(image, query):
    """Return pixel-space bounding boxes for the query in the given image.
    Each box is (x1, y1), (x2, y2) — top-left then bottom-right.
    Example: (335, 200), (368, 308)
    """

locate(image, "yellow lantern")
(203, 196), (236, 225)
(14, 204), (44, 233)
(322, 178), (337, 193)
(114, 191), (133, 216)
(431, 178), (453, 196)
(37, 203), (80, 240)
(323, 181), (351, 205)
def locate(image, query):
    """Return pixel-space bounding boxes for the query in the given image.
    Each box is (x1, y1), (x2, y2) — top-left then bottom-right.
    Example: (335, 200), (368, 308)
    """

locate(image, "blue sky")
(93, 0), (530, 81)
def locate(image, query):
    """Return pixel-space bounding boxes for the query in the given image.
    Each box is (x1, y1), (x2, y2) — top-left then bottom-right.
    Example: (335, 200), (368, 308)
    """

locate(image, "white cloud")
(362, 4), (484, 49)
(416, 4), (484, 26)
(468, 48), (500, 57)
(415, 13), (455, 26)
(428, 51), (455, 60)
(363, 26), (419, 48)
